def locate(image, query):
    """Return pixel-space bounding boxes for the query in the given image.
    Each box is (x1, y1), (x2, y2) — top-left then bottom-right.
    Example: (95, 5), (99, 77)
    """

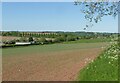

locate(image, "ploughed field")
(1, 36), (20, 41)
(2, 42), (108, 81)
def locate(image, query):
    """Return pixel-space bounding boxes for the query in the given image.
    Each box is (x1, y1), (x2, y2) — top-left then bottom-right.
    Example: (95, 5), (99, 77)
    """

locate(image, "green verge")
(63, 38), (111, 44)
(77, 43), (119, 81)
(2, 42), (107, 57)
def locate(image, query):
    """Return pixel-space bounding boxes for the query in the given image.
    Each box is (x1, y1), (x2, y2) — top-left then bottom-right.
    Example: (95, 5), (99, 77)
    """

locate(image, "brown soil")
(1, 36), (20, 41)
(2, 48), (103, 81)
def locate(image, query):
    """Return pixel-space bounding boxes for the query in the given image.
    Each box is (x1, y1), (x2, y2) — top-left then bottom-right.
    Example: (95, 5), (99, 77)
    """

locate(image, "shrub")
(19, 37), (28, 42)
(47, 39), (53, 44)
(15, 39), (20, 42)
(39, 37), (46, 44)
(4, 40), (16, 44)
(28, 37), (34, 42)
(66, 36), (76, 41)
(53, 37), (61, 43)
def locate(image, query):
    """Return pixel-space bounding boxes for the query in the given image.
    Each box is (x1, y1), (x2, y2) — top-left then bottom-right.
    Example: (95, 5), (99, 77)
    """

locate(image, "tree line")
(1, 31), (117, 39)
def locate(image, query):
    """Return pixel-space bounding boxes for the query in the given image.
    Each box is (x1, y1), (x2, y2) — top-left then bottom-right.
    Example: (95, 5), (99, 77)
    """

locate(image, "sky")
(2, 2), (118, 33)
(1, 0), (119, 2)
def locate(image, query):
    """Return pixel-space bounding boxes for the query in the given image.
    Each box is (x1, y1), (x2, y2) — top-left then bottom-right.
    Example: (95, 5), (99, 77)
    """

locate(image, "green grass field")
(63, 38), (111, 44)
(2, 42), (107, 57)
(77, 43), (118, 81)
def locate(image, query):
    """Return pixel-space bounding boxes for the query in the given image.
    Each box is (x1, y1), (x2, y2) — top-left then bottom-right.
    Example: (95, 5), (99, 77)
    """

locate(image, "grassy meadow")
(77, 42), (119, 81)
(2, 38), (110, 57)
(2, 42), (107, 57)
(63, 38), (111, 44)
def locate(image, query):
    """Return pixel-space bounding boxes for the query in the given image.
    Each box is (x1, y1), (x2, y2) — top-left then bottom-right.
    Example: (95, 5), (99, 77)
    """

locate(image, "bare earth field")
(1, 36), (20, 41)
(2, 43), (108, 81)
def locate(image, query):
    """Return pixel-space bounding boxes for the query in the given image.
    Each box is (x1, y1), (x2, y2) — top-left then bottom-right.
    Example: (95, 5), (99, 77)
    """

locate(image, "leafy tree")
(15, 39), (20, 42)
(66, 36), (76, 41)
(29, 37), (34, 42)
(4, 40), (16, 44)
(53, 37), (61, 43)
(59, 36), (66, 41)
(19, 37), (28, 42)
(39, 37), (46, 44)
(47, 39), (53, 43)
(75, 1), (119, 27)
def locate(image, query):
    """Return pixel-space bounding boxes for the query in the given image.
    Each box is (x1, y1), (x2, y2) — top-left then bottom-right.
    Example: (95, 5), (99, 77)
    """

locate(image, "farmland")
(1, 36), (20, 41)
(77, 42), (118, 81)
(2, 1), (119, 81)
(2, 42), (108, 81)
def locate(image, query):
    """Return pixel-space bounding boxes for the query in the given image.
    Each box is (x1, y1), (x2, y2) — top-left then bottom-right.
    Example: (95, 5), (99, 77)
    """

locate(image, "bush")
(53, 37), (61, 43)
(47, 39), (53, 44)
(59, 36), (66, 41)
(34, 38), (40, 44)
(19, 37), (28, 42)
(66, 36), (76, 41)
(29, 37), (34, 42)
(52, 38), (57, 43)
(39, 37), (46, 44)
(4, 40), (16, 44)
(15, 39), (20, 42)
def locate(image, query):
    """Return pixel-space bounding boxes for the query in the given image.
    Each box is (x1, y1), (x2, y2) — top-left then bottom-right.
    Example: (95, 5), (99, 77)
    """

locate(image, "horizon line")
(0, 30), (118, 33)
(1, 0), (119, 2)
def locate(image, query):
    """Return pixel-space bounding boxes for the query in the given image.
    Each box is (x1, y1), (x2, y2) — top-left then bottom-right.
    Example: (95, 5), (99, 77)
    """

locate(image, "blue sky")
(2, 2), (118, 33)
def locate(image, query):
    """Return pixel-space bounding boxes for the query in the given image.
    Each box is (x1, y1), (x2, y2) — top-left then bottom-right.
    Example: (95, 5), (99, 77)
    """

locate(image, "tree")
(75, 1), (119, 27)
(19, 37), (28, 42)
(47, 39), (53, 43)
(4, 40), (16, 44)
(29, 37), (34, 42)
(39, 37), (46, 44)
(66, 36), (76, 41)
(53, 37), (61, 43)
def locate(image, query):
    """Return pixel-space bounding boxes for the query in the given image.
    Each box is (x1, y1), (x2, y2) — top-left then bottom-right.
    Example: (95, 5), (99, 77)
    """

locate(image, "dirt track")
(2, 47), (103, 81)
